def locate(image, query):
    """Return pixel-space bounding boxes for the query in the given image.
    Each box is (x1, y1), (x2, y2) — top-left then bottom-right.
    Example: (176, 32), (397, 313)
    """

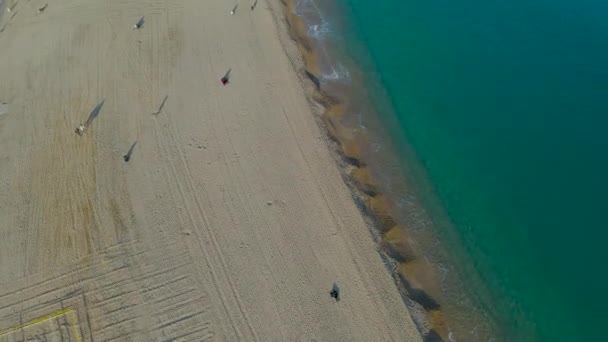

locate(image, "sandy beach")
(0, 0), (421, 340)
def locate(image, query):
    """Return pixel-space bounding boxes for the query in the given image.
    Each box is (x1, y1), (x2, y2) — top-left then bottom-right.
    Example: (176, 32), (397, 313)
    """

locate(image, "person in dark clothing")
(330, 283), (340, 301)
(221, 69), (231, 85)
(123, 141), (137, 162)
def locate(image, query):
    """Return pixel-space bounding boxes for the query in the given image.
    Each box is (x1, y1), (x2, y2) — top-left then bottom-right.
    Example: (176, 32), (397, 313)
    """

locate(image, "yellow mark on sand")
(0, 307), (81, 342)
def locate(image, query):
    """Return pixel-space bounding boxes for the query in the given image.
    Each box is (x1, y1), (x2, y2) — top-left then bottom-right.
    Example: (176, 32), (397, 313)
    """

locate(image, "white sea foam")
(297, 0), (333, 42)
(307, 22), (332, 40)
(320, 63), (351, 82)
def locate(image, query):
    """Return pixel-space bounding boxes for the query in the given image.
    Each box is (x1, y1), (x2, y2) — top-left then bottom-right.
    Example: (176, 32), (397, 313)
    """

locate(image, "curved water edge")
(279, 0), (503, 340)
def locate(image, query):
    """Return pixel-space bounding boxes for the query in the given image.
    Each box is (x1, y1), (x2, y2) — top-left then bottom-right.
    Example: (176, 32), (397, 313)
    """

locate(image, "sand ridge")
(0, 0), (421, 340)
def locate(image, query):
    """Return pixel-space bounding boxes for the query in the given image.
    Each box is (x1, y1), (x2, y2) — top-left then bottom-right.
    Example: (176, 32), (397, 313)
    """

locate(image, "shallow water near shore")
(295, 0), (608, 340)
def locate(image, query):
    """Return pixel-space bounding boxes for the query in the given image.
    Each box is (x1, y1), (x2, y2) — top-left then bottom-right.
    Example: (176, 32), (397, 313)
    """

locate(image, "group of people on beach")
(74, 4), (248, 160)
(230, 0), (258, 15)
(69, 1), (343, 302)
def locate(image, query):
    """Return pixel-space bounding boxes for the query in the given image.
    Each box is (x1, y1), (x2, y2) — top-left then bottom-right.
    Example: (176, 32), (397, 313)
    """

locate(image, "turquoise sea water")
(302, 0), (608, 340)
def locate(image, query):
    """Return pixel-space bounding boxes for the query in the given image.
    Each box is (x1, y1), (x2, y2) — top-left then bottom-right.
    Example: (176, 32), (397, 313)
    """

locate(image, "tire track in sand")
(151, 110), (258, 340)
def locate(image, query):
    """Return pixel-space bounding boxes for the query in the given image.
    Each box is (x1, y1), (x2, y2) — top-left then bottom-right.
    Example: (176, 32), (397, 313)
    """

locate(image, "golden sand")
(0, 0), (422, 340)
(280, 0), (454, 339)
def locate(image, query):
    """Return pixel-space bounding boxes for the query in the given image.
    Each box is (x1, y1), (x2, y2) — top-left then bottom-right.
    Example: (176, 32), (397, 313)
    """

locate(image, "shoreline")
(269, 0), (448, 340)
(0, 0), (422, 339)
(272, 0), (501, 340)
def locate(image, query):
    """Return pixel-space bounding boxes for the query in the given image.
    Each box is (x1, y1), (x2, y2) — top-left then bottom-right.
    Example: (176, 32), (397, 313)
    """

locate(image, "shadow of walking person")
(221, 69), (231, 85)
(152, 95), (168, 116)
(76, 99), (105, 135)
(123, 141), (137, 162)
(134, 16), (145, 29)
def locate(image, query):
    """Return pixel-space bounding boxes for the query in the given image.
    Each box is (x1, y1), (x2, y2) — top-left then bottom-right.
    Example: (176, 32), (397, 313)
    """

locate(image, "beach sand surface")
(0, 0), (421, 340)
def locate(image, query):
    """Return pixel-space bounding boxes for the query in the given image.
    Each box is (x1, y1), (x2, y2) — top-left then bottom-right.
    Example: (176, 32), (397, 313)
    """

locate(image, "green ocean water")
(331, 0), (608, 340)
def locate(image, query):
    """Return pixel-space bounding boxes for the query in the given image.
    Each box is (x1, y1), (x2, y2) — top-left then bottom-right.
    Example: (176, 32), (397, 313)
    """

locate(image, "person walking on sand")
(221, 69), (231, 85)
(134, 17), (144, 30)
(330, 288), (340, 301)
(75, 124), (85, 135)
(329, 283), (340, 302)
(123, 141), (137, 162)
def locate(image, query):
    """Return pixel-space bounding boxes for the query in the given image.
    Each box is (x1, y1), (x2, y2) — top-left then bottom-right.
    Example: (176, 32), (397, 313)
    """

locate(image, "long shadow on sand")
(123, 141), (137, 162)
(152, 95), (168, 115)
(85, 100), (105, 128)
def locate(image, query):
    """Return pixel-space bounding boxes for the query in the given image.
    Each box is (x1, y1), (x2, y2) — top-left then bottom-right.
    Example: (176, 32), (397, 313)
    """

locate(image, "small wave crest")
(307, 22), (332, 40)
(320, 62), (351, 82)
(295, 0), (336, 42)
